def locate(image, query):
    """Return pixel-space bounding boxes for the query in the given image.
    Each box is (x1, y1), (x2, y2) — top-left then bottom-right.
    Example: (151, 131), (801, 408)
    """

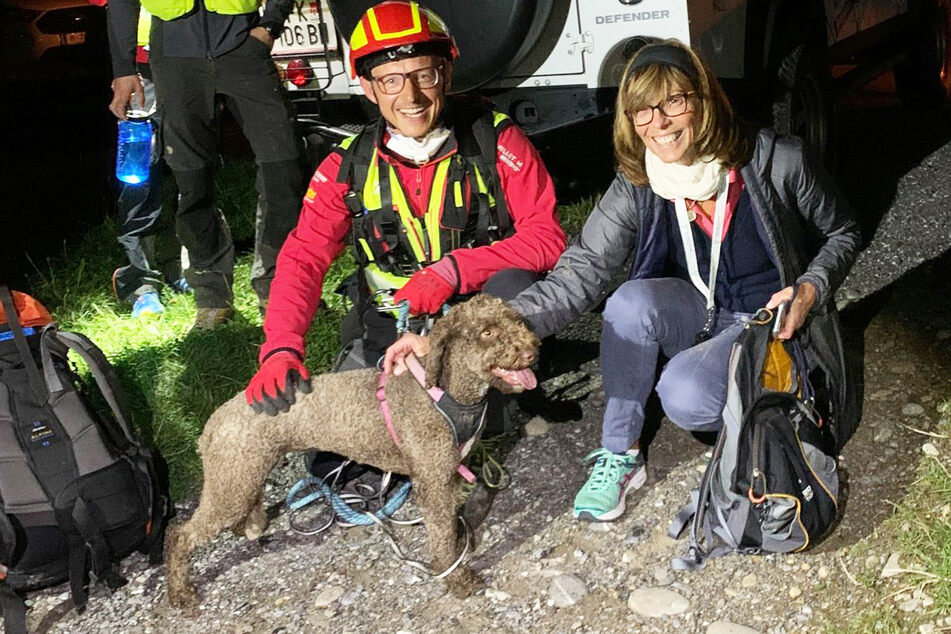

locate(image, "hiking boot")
(131, 292), (164, 318)
(573, 448), (647, 522)
(191, 307), (234, 330)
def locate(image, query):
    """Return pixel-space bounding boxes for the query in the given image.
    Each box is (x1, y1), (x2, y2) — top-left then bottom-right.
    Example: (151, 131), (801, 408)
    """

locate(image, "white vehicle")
(271, 0), (951, 161)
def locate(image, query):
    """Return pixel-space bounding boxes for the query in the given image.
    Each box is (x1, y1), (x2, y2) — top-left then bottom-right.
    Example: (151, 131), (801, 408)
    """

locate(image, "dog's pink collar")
(377, 355), (476, 483)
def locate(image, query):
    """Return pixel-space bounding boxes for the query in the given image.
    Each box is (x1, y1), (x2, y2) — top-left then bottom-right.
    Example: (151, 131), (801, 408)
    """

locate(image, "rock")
(788, 586), (802, 599)
(920, 623), (937, 634)
(903, 403), (926, 416)
(740, 573), (758, 588)
(338, 589), (361, 607)
(898, 597), (920, 612)
(869, 388), (893, 401)
(707, 621), (763, 634)
(865, 554), (880, 570)
(937, 329), (950, 340)
(523, 416), (550, 436)
(923, 443), (940, 457)
(627, 587), (690, 617)
(881, 552), (903, 578)
(891, 361), (917, 374)
(653, 565), (674, 586)
(874, 426), (894, 443)
(313, 586), (345, 608)
(817, 566), (830, 579)
(622, 550), (638, 564)
(485, 588), (511, 601)
(548, 574), (587, 608)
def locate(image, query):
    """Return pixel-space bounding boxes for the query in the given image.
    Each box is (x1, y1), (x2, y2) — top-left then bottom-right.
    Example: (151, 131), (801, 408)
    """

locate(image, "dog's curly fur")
(165, 295), (540, 607)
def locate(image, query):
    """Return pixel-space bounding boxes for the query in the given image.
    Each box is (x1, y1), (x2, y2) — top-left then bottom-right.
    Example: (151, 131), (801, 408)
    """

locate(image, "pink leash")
(377, 355), (477, 483)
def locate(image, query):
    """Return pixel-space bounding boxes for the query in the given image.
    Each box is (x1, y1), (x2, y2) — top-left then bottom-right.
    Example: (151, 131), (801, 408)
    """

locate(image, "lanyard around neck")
(673, 172), (729, 311)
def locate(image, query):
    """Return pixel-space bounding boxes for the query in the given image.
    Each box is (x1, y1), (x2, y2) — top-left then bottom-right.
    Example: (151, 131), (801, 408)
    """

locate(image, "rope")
(286, 476), (413, 529)
(285, 471), (471, 578)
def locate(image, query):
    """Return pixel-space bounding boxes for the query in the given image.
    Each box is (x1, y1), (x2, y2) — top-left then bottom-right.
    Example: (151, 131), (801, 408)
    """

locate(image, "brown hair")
(613, 39), (750, 186)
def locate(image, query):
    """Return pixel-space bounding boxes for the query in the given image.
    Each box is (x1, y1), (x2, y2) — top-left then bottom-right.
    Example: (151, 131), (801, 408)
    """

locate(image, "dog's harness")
(376, 354), (486, 483)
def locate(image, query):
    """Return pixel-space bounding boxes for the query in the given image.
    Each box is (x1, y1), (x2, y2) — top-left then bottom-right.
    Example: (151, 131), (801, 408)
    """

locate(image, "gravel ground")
(16, 101), (951, 633)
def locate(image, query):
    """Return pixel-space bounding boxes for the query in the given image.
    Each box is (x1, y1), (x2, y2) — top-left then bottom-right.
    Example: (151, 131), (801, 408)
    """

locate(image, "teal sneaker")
(573, 448), (647, 522)
(131, 292), (164, 318)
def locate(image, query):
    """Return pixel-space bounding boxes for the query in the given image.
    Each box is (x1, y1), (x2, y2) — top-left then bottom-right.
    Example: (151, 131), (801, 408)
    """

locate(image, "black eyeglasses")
(630, 91), (695, 126)
(371, 65), (443, 95)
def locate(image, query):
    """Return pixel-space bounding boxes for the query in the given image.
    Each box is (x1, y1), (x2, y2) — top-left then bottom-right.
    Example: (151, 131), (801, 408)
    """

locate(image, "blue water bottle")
(115, 117), (153, 185)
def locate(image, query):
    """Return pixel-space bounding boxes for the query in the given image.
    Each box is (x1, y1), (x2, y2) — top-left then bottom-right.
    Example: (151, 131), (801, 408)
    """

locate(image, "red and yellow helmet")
(348, 1), (459, 78)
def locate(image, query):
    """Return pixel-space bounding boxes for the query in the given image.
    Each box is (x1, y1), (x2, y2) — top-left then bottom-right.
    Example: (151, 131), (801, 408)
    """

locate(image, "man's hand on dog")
(383, 333), (431, 376)
(245, 350), (311, 416)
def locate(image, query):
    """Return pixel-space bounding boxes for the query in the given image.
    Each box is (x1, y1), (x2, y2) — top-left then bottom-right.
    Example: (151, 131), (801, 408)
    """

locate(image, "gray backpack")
(669, 311), (839, 569)
(0, 287), (170, 633)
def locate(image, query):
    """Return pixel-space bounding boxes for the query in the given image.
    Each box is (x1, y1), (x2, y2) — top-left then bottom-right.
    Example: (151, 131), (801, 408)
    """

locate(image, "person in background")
(107, 0), (303, 329)
(387, 39), (860, 523)
(244, 1), (566, 480)
(98, 0), (187, 317)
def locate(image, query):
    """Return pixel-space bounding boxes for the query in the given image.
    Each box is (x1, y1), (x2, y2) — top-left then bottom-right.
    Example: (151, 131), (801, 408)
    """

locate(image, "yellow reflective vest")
(140, 0), (260, 22)
(336, 108), (513, 299)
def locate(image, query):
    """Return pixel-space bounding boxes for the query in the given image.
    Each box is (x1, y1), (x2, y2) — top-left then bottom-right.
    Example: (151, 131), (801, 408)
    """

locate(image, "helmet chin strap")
(385, 125), (451, 164)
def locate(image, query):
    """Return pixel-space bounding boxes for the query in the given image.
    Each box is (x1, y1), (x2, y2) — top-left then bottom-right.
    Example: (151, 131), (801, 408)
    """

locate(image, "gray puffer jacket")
(511, 128), (862, 450)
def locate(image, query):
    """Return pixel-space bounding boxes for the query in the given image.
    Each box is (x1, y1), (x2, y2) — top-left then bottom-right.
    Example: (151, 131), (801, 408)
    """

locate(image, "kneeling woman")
(386, 39), (861, 522)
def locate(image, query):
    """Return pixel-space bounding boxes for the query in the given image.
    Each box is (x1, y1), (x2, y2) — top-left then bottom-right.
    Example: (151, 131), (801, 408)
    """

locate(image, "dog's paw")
(242, 502), (268, 540)
(167, 585), (200, 611)
(446, 567), (483, 599)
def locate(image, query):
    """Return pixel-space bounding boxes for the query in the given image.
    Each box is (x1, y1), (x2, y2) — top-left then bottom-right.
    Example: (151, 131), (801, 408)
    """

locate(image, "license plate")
(64, 32), (86, 46)
(270, 0), (336, 57)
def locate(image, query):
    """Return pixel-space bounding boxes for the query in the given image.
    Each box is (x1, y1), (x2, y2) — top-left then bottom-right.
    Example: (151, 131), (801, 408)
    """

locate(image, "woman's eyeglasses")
(630, 91), (695, 126)
(371, 65), (443, 95)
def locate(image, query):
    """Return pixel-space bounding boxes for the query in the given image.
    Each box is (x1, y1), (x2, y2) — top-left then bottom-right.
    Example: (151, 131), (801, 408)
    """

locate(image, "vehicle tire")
(771, 44), (834, 165)
(894, 0), (951, 104)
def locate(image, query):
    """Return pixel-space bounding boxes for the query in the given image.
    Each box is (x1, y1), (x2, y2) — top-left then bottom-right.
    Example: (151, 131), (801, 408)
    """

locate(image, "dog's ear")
(423, 305), (461, 389)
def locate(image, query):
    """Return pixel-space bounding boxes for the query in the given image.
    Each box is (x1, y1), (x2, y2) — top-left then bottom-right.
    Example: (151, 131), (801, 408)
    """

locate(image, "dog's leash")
(377, 354), (478, 484)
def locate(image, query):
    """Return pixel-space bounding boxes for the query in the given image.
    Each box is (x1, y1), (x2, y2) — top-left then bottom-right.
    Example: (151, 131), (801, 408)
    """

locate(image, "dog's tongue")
(493, 367), (538, 390)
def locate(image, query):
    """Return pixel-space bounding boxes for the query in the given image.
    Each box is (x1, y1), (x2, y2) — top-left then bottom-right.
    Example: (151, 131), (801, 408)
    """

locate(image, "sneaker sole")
(573, 465), (648, 522)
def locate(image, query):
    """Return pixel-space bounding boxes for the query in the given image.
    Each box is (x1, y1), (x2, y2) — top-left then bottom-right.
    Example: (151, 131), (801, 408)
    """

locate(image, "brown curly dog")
(165, 294), (540, 607)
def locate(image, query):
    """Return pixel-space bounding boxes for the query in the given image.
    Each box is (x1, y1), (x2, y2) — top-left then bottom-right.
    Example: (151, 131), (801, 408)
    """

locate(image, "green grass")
(557, 194), (600, 237)
(823, 412), (951, 632)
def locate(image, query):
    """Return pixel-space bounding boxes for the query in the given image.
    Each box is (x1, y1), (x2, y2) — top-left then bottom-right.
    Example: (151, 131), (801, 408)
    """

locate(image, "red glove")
(393, 267), (455, 316)
(245, 350), (311, 416)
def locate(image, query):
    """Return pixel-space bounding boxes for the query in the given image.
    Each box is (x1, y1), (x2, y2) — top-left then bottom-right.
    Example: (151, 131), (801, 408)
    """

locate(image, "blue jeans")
(599, 277), (752, 453)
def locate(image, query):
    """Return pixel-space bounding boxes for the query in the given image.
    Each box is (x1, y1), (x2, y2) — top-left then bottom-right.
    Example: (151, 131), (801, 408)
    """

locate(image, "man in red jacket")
(245, 1), (565, 428)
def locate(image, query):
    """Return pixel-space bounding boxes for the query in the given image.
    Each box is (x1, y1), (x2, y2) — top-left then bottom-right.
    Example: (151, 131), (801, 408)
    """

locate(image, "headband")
(626, 43), (699, 84)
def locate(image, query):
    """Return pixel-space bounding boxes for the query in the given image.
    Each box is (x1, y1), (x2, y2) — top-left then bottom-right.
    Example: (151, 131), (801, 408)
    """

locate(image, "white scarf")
(644, 148), (725, 201)
(384, 126), (451, 165)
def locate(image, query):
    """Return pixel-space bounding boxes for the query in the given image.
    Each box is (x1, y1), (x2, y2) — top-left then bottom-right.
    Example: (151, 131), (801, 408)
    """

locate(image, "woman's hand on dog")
(383, 333), (431, 376)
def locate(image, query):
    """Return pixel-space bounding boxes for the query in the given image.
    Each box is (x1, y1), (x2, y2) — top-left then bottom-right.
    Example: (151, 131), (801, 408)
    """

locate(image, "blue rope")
(396, 300), (411, 333)
(286, 476), (413, 526)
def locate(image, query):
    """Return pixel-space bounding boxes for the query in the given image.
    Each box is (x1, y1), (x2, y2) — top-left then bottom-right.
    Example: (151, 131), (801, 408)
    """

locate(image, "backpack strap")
(452, 103), (512, 243)
(66, 533), (89, 611)
(0, 583), (27, 634)
(469, 111), (512, 236)
(39, 328), (136, 448)
(0, 287), (46, 403)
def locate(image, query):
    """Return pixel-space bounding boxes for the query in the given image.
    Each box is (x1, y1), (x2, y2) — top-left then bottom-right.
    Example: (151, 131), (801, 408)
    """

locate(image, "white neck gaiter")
(384, 126), (452, 165)
(644, 148), (725, 201)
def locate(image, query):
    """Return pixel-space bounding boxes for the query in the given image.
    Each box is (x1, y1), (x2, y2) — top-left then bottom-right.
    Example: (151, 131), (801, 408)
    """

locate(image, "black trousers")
(150, 37), (303, 308)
